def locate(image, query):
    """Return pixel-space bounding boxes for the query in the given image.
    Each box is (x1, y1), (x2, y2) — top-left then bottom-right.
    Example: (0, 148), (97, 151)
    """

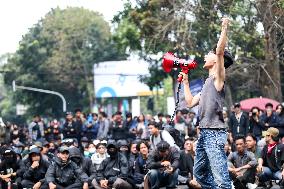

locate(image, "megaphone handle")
(177, 75), (183, 82)
(177, 69), (189, 82)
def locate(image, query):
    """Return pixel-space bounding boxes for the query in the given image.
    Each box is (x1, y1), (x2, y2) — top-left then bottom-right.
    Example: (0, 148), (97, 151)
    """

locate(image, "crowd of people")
(0, 102), (284, 189)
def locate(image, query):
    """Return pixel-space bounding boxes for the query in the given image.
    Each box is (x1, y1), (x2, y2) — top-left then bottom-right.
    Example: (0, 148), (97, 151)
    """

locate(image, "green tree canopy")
(2, 7), (123, 118)
(114, 0), (283, 104)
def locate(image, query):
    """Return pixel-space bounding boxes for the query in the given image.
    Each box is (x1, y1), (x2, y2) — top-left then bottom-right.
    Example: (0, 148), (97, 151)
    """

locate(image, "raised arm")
(214, 17), (229, 91)
(180, 72), (200, 108)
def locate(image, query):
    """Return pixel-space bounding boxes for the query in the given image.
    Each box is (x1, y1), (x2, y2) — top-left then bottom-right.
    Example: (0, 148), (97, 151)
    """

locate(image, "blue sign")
(189, 79), (203, 96)
(96, 87), (117, 98)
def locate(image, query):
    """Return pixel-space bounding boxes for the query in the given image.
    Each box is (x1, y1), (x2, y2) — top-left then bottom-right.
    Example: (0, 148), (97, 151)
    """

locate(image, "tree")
(114, 0), (283, 107)
(255, 0), (284, 101)
(2, 7), (121, 118)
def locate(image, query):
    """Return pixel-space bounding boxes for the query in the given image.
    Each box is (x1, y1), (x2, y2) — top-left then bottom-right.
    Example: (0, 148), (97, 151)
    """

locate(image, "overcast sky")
(0, 0), (125, 56)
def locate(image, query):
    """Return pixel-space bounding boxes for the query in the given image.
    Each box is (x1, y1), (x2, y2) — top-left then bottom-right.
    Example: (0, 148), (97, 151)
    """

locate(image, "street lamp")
(12, 80), (67, 112)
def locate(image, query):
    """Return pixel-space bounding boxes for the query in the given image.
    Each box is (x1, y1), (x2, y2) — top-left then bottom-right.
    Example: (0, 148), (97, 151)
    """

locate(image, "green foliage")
(2, 7), (123, 119)
(113, 0), (271, 103)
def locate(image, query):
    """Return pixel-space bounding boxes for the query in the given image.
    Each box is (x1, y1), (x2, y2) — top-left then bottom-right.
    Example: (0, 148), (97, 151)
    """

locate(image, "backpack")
(151, 129), (183, 150)
(164, 127), (184, 148)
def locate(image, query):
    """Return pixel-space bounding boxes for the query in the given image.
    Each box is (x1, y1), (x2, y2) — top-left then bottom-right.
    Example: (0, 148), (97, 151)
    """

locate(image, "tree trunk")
(225, 85), (233, 112)
(256, 0), (282, 101)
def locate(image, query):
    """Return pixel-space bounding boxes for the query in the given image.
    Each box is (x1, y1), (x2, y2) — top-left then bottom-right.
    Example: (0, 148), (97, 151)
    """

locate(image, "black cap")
(58, 146), (69, 153)
(212, 46), (234, 69)
(106, 140), (117, 149)
(224, 50), (234, 69)
(156, 141), (170, 152)
(117, 140), (128, 148)
(4, 149), (14, 155)
(42, 141), (49, 147)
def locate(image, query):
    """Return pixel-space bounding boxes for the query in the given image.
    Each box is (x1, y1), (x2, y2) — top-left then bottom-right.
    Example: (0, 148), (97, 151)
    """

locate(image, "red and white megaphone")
(162, 52), (197, 82)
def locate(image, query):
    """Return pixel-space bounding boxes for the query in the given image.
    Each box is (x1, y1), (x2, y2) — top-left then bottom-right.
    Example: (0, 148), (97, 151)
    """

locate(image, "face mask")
(89, 148), (96, 154)
(121, 151), (129, 157)
(71, 157), (81, 164)
(49, 148), (55, 153)
(5, 157), (14, 164)
(84, 151), (90, 157)
(107, 148), (117, 158)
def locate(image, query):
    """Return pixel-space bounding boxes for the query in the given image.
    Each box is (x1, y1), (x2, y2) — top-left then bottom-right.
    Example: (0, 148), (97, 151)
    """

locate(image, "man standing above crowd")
(29, 115), (45, 142)
(229, 103), (249, 139)
(97, 112), (110, 140)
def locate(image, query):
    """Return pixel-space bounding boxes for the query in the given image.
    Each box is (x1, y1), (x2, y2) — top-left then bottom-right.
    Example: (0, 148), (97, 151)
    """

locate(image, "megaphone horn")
(162, 52), (197, 82)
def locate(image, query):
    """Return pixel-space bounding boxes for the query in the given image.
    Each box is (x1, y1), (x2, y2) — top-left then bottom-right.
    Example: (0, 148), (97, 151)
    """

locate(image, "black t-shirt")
(262, 144), (284, 172)
(179, 150), (194, 177)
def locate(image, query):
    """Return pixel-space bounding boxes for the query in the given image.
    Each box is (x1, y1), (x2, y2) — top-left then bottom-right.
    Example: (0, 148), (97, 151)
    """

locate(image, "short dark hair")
(115, 111), (122, 115)
(157, 113), (164, 117)
(265, 103), (273, 108)
(92, 113), (98, 117)
(246, 133), (257, 141)
(165, 114), (171, 118)
(148, 121), (159, 128)
(234, 103), (241, 108)
(234, 135), (246, 143)
(250, 106), (260, 112)
(136, 140), (150, 151)
(184, 137), (195, 143)
(99, 111), (107, 118)
(156, 141), (170, 152)
(74, 108), (82, 113)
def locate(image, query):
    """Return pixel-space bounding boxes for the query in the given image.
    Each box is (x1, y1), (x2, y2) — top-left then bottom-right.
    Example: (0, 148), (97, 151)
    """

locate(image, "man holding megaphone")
(180, 17), (234, 189)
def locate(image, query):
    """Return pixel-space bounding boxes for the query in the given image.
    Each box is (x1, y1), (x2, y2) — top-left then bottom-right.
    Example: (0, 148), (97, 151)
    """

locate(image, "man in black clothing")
(74, 108), (84, 142)
(178, 138), (195, 185)
(69, 147), (97, 188)
(229, 103), (249, 139)
(110, 111), (128, 141)
(45, 146), (89, 189)
(259, 103), (278, 132)
(0, 148), (23, 189)
(63, 112), (77, 139)
(257, 127), (284, 187)
(21, 147), (49, 189)
(146, 141), (180, 189)
(92, 141), (132, 189)
(249, 107), (264, 141)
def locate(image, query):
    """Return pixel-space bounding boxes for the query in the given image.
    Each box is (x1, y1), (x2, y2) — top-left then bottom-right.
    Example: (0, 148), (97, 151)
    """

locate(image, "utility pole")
(12, 81), (67, 112)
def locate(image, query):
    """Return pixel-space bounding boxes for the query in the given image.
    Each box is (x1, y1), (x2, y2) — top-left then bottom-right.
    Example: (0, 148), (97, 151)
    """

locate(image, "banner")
(175, 79), (203, 110)
(94, 60), (152, 98)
